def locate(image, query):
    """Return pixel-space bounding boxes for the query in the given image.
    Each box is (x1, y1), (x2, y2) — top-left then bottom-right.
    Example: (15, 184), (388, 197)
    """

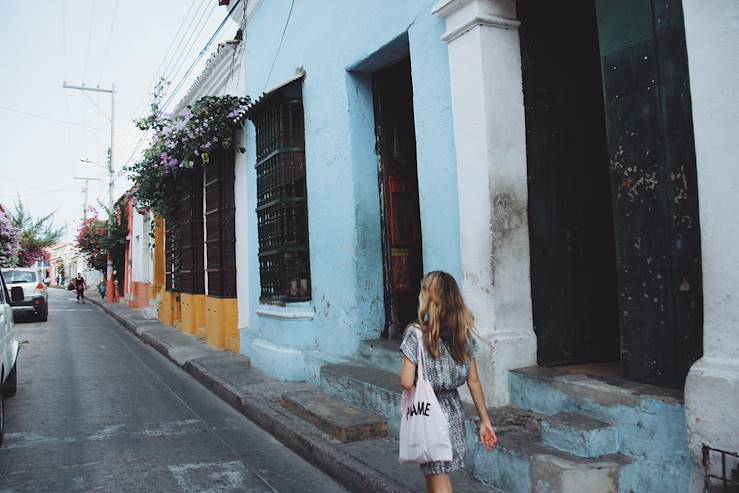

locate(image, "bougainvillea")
(126, 80), (250, 216)
(75, 217), (108, 273)
(0, 208), (20, 267)
(125, 81), (250, 291)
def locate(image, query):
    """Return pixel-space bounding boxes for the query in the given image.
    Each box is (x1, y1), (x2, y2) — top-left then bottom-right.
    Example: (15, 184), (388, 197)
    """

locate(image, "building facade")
(136, 0), (738, 490)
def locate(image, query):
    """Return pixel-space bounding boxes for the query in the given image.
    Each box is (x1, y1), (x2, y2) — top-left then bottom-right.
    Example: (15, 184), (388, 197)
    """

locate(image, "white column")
(433, 0), (536, 405)
(683, 0), (739, 479)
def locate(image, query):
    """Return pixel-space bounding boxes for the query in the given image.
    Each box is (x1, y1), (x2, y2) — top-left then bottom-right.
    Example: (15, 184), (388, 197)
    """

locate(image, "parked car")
(0, 269), (21, 446)
(1, 268), (48, 322)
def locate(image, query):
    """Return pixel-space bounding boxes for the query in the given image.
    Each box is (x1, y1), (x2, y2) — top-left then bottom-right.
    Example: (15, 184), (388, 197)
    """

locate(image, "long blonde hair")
(417, 271), (475, 364)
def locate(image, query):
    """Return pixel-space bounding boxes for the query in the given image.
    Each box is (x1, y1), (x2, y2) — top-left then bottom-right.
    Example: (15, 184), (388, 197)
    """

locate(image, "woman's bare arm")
(467, 359), (497, 450)
(399, 356), (417, 390)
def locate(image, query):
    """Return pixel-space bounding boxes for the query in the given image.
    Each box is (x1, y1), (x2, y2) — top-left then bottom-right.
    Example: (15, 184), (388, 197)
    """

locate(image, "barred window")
(249, 81), (311, 302)
(179, 167), (205, 294)
(205, 150), (237, 298)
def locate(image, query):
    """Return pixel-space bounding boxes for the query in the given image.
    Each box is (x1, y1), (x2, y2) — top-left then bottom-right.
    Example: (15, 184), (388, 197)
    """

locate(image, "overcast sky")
(0, 0), (235, 242)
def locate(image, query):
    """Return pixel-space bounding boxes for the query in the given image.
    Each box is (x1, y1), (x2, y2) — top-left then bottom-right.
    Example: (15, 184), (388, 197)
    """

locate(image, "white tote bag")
(399, 328), (453, 463)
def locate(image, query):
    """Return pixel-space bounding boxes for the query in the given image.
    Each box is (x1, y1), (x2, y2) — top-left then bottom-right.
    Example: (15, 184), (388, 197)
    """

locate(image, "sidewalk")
(87, 296), (495, 493)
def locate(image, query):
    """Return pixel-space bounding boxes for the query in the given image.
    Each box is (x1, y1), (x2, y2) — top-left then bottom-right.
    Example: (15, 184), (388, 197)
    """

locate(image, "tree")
(11, 199), (65, 267)
(76, 217), (108, 273)
(0, 207), (20, 267)
(75, 202), (127, 277)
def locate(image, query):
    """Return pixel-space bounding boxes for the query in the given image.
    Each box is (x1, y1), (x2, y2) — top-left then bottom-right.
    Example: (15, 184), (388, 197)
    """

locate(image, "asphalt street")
(0, 289), (348, 493)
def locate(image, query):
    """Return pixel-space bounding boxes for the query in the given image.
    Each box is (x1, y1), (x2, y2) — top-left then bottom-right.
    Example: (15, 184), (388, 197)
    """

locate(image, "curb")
(88, 297), (413, 493)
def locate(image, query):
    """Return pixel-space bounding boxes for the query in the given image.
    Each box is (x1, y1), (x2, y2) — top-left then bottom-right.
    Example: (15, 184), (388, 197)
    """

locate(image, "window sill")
(256, 303), (315, 320)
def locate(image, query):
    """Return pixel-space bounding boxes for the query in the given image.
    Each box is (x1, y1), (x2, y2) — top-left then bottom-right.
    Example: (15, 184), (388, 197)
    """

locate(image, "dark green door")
(521, 0), (620, 367)
(595, 0), (702, 388)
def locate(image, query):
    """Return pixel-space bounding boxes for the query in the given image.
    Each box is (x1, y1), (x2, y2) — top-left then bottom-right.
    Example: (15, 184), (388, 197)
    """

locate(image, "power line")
(0, 105), (109, 132)
(83, 0), (96, 81)
(115, 0), (204, 159)
(264, 0), (295, 92)
(117, 0), (211, 156)
(82, 90), (111, 122)
(121, 0), (244, 171)
(61, 0), (67, 80)
(98, 0), (121, 83)
(0, 184), (79, 198)
(162, 2), (216, 87)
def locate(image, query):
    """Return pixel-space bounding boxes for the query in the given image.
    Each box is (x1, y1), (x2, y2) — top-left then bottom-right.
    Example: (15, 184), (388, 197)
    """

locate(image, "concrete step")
(281, 389), (388, 442)
(540, 412), (619, 458)
(508, 366), (692, 492)
(319, 363), (403, 435)
(356, 339), (403, 374)
(470, 425), (629, 493)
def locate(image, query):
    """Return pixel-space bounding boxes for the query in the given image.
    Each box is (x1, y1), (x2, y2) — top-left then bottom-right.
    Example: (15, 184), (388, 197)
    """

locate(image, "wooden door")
(521, 0), (620, 366)
(595, 0), (702, 388)
(372, 57), (423, 339)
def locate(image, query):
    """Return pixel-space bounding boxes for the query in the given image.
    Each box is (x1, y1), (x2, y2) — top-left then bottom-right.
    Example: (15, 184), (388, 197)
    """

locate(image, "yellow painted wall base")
(206, 297), (239, 351)
(180, 293), (206, 336)
(159, 291), (181, 326)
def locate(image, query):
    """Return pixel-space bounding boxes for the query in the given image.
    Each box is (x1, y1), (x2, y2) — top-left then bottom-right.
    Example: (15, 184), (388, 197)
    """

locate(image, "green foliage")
(126, 81), (250, 291)
(75, 201), (128, 276)
(11, 199), (64, 267)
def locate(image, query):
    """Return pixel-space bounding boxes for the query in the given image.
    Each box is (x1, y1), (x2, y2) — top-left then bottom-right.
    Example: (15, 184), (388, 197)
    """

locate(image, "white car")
(0, 269), (21, 446)
(2, 268), (48, 322)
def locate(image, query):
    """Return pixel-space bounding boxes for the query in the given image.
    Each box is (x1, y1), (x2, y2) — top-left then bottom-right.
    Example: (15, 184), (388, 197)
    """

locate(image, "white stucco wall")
(683, 0), (739, 481)
(433, 0), (536, 404)
(130, 208), (149, 283)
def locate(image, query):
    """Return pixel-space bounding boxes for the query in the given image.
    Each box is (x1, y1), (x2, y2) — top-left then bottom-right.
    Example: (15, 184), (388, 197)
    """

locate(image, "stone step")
(319, 363), (403, 435)
(539, 412), (619, 458)
(470, 425), (629, 493)
(508, 366), (692, 491)
(280, 389), (388, 442)
(356, 338), (403, 374)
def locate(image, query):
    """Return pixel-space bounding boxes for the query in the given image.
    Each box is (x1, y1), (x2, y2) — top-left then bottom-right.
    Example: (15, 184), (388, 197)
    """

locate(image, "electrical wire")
(98, 0), (121, 83)
(0, 105), (109, 132)
(121, 0), (244, 171)
(83, 0), (96, 82)
(115, 0), (204, 158)
(81, 91), (111, 122)
(263, 0), (295, 92)
(0, 184), (79, 198)
(161, 2), (217, 96)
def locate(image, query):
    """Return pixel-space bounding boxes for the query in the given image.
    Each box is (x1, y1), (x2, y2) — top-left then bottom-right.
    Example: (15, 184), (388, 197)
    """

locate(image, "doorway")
(372, 57), (424, 340)
(520, 0), (703, 389)
(520, 0), (621, 367)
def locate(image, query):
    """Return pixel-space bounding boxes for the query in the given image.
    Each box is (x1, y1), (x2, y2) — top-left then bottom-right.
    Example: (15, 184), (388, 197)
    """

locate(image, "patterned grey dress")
(400, 324), (479, 476)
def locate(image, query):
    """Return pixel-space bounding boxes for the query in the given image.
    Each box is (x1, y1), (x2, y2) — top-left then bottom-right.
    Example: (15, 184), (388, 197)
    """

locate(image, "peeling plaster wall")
(239, 0), (461, 379)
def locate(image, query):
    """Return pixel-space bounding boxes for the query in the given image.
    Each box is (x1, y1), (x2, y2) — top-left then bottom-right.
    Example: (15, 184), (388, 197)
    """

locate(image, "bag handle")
(415, 327), (429, 383)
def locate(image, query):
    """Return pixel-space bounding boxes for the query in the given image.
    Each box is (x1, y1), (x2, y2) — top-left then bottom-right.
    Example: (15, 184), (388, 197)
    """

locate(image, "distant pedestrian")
(399, 271), (497, 493)
(74, 273), (86, 303)
(97, 280), (106, 301)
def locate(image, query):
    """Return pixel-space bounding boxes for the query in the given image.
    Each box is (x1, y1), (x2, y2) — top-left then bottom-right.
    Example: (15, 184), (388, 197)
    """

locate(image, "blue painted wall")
(240, 0), (461, 377)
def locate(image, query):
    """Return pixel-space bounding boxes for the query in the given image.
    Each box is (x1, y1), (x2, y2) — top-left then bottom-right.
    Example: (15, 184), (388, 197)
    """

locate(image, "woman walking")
(73, 273), (86, 303)
(400, 271), (497, 493)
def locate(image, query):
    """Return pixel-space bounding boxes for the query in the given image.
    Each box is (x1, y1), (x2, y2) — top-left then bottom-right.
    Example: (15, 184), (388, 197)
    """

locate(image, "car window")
(3, 270), (37, 283)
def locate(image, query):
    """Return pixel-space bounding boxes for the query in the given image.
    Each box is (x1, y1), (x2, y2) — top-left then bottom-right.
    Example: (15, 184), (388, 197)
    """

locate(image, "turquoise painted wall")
(241, 0), (460, 375)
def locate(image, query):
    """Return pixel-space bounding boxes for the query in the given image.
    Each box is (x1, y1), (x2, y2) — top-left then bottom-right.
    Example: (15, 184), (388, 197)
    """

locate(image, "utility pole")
(64, 82), (116, 303)
(73, 176), (101, 221)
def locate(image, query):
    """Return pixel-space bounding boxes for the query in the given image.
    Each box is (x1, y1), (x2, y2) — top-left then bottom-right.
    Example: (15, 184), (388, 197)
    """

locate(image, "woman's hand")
(479, 421), (497, 451)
